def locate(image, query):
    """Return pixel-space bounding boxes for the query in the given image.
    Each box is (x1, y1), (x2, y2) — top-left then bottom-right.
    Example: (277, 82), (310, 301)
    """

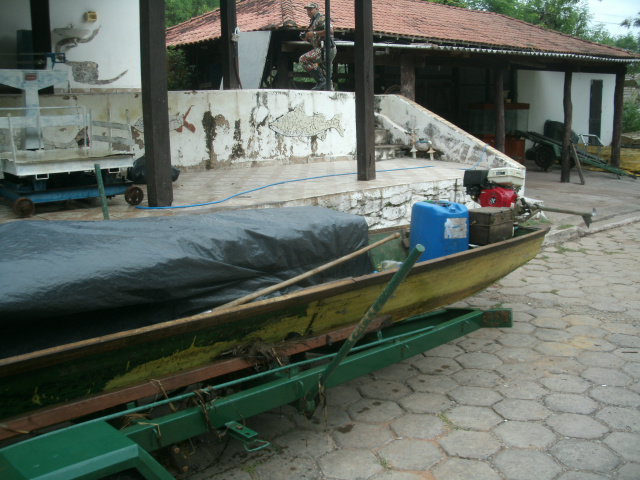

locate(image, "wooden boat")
(0, 219), (547, 441)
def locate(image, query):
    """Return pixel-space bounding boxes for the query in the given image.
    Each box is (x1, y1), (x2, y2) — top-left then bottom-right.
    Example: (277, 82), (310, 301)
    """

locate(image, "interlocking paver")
(358, 380), (412, 401)
(493, 421), (556, 448)
(405, 374), (458, 393)
(580, 367), (633, 386)
(455, 352), (503, 370)
(347, 399), (404, 423)
(544, 393), (598, 414)
(451, 368), (502, 387)
(550, 439), (619, 473)
(377, 439), (444, 471)
(493, 399), (551, 421)
(539, 374), (590, 393)
(546, 413), (609, 439)
(389, 413), (445, 439)
(409, 356), (462, 375)
(494, 450), (561, 480)
(332, 423), (393, 449)
(181, 217), (640, 480)
(438, 430), (501, 459)
(589, 386), (640, 407)
(448, 386), (502, 406)
(616, 463), (640, 480)
(433, 458), (501, 480)
(446, 406), (503, 430)
(254, 456), (321, 480)
(603, 432), (640, 462)
(317, 450), (382, 480)
(399, 392), (453, 414)
(496, 381), (548, 400)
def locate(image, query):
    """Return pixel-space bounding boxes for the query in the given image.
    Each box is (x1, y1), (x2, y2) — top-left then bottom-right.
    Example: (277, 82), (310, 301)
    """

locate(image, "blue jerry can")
(409, 201), (469, 262)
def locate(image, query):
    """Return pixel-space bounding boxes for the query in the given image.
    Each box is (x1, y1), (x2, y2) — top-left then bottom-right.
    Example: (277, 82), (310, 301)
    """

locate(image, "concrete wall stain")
(202, 111), (231, 169)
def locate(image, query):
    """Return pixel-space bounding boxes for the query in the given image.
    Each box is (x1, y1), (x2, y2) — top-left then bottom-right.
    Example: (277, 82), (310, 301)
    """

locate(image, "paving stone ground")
(183, 221), (640, 480)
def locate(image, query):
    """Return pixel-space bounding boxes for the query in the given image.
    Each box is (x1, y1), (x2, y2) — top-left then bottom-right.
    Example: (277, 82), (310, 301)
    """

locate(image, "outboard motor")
(463, 168), (523, 209)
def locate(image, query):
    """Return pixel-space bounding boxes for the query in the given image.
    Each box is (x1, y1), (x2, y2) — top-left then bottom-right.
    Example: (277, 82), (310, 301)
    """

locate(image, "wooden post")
(400, 55), (415, 101)
(494, 68), (505, 153)
(355, 0), (375, 180)
(220, 0), (240, 89)
(561, 70), (573, 183)
(611, 66), (626, 168)
(140, 0), (173, 207)
(571, 144), (586, 185)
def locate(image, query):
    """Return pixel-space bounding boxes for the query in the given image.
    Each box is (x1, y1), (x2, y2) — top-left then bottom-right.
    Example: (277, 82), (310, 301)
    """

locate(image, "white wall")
(376, 95), (523, 171)
(518, 70), (615, 145)
(0, 0), (141, 90)
(0, 89), (356, 169)
(49, 0), (141, 91)
(0, 90), (519, 174)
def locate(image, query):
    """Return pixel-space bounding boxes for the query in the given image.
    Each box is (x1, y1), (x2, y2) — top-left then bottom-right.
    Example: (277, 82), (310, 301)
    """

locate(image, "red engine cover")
(478, 187), (517, 208)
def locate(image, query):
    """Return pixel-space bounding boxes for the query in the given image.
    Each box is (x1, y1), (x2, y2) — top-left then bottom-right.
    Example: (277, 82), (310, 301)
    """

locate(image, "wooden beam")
(355, 0), (375, 180)
(611, 66), (626, 168)
(400, 55), (416, 101)
(494, 68), (505, 153)
(220, 0), (240, 89)
(140, 0), (173, 206)
(561, 70), (573, 183)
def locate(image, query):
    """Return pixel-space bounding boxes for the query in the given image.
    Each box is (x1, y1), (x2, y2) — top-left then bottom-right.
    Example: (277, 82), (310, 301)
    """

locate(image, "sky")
(587, 0), (639, 37)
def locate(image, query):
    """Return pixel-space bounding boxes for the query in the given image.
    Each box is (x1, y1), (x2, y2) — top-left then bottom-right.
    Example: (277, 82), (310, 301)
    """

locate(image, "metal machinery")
(0, 248), (514, 479)
(464, 167), (597, 227)
(0, 54), (143, 217)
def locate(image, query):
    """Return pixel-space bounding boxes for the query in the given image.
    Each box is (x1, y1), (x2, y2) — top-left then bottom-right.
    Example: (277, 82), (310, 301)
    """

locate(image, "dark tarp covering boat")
(0, 207), (371, 357)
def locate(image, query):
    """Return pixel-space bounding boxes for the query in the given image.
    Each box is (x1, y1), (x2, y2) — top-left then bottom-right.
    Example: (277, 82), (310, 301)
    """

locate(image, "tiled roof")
(166, 0), (638, 60)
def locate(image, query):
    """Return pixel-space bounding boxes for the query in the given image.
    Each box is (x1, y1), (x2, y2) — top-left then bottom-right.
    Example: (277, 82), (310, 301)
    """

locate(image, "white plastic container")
(487, 167), (525, 187)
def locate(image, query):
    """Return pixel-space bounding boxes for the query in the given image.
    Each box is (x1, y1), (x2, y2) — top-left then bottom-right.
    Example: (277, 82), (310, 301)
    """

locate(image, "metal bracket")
(225, 421), (270, 452)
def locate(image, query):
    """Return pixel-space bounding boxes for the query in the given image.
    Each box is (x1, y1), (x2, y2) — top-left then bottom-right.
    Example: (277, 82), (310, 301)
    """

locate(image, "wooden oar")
(213, 232), (400, 311)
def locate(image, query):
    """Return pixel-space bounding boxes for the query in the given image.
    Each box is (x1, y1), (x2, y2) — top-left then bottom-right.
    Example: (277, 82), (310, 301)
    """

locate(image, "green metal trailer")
(0, 246), (514, 479)
(517, 130), (637, 179)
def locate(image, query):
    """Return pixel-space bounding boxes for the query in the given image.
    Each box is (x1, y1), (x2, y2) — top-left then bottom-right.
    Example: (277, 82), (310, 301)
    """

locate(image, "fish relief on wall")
(269, 103), (343, 140)
(133, 106), (196, 134)
(55, 26), (127, 85)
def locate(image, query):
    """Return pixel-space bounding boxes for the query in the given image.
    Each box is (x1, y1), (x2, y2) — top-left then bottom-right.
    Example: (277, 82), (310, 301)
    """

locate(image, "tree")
(166, 0), (221, 28)
(621, 11), (640, 30)
(432, 0), (592, 37)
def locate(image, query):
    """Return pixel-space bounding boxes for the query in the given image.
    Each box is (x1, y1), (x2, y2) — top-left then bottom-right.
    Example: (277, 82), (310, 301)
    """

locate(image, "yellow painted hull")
(0, 226), (547, 430)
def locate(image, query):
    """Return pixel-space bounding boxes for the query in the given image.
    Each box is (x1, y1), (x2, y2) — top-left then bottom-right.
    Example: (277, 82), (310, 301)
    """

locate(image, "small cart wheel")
(124, 186), (144, 206)
(13, 197), (35, 218)
(534, 146), (556, 170)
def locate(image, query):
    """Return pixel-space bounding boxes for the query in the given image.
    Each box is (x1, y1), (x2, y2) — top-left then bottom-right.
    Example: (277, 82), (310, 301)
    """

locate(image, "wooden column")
(494, 68), (505, 153)
(400, 55), (415, 101)
(30, 0), (51, 61)
(220, 0), (240, 89)
(274, 51), (290, 89)
(611, 66), (626, 168)
(355, 0), (375, 180)
(561, 70), (573, 183)
(140, 0), (173, 206)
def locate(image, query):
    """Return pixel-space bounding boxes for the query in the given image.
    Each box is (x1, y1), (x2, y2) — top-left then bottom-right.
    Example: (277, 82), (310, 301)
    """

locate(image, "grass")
(557, 224), (574, 230)
(519, 217), (552, 227)
(438, 411), (460, 430)
(376, 454), (392, 472)
(556, 246), (588, 254)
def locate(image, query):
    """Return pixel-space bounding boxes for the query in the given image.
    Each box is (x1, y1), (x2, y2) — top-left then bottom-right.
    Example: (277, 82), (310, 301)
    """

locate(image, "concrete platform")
(1, 156), (638, 241)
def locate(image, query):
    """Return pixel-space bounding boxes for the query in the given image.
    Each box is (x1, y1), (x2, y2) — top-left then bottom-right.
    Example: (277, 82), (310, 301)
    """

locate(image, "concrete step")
(375, 128), (391, 145)
(375, 144), (405, 161)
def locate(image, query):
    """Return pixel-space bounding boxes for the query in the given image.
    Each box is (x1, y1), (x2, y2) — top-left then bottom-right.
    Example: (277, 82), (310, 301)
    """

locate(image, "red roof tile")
(166, 0), (638, 59)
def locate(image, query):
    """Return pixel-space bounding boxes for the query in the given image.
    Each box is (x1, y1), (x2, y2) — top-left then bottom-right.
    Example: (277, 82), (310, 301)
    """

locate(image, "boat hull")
(0, 227), (547, 436)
